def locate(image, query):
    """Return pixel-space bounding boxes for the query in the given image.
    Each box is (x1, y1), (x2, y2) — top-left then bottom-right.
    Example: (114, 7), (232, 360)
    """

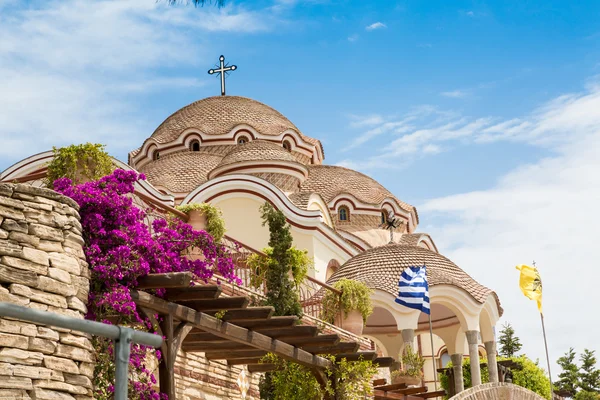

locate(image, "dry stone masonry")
(0, 183), (93, 400)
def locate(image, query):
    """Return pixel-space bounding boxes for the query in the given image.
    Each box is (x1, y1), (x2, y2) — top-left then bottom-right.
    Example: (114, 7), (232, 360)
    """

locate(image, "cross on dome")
(208, 55), (237, 96)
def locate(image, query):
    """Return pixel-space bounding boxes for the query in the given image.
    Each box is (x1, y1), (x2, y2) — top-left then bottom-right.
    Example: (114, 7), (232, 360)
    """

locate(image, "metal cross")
(208, 55), (237, 96)
(532, 260), (536, 267)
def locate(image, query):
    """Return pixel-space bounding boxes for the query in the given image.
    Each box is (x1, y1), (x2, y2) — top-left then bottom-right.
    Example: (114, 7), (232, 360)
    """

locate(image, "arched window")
(440, 351), (451, 368)
(153, 151), (160, 161)
(338, 206), (349, 221)
(191, 140), (200, 152)
(237, 136), (249, 145)
(283, 140), (291, 151)
(381, 211), (388, 225)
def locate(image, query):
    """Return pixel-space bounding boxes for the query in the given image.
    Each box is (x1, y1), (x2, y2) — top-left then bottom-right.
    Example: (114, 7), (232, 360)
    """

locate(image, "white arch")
(429, 285), (482, 332)
(181, 174), (358, 258)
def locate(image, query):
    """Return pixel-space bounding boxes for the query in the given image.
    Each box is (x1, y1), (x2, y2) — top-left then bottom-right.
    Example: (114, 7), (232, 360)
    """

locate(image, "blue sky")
(1, 0), (600, 378)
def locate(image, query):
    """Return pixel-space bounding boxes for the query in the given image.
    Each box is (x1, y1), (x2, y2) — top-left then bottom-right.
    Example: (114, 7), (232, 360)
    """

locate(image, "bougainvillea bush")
(55, 169), (240, 399)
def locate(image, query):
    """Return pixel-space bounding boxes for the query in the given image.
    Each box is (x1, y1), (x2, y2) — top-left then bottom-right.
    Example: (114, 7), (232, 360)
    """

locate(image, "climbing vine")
(46, 143), (114, 188)
(175, 202), (226, 242)
(55, 169), (239, 399)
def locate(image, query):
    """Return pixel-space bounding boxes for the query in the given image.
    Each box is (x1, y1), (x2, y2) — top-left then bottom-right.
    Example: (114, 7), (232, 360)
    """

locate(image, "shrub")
(439, 355), (551, 399)
(46, 143), (113, 188)
(55, 169), (239, 399)
(322, 279), (373, 324)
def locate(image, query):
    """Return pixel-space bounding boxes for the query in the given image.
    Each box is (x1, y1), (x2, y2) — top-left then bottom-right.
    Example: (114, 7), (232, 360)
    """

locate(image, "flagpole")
(428, 311), (438, 391)
(540, 312), (553, 395)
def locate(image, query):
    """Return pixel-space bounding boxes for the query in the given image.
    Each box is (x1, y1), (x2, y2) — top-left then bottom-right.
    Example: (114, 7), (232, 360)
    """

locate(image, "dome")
(138, 151), (222, 194)
(150, 96), (320, 148)
(299, 165), (417, 219)
(327, 244), (500, 308)
(215, 140), (298, 169)
(207, 140), (309, 189)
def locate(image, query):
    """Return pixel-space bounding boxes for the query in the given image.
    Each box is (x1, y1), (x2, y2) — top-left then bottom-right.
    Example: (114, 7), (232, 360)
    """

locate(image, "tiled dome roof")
(299, 165), (418, 220)
(138, 151), (222, 193)
(216, 140), (298, 169)
(149, 96), (321, 148)
(328, 244), (500, 309)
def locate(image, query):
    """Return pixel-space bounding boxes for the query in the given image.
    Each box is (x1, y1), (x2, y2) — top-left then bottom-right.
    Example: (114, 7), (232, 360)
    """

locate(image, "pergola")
(131, 271), (402, 399)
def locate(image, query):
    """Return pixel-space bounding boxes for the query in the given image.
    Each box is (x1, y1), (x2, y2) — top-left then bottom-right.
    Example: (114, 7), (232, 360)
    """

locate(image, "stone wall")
(0, 183), (92, 400)
(450, 382), (547, 400)
(174, 352), (261, 399)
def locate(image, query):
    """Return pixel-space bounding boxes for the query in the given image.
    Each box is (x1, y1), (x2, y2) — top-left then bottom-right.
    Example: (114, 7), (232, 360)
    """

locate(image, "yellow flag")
(515, 264), (543, 314)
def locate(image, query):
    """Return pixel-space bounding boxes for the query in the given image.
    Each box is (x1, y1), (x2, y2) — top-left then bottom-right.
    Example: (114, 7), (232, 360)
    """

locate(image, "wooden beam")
(131, 290), (332, 370)
(374, 392), (405, 400)
(255, 326), (318, 338)
(413, 390), (446, 398)
(372, 378), (387, 386)
(248, 364), (278, 373)
(137, 272), (192, 289)
(301, 342), (359, 355)
(183, 296), (248, 312)
(165, 286), (222, 301)
(205, 307), (273, 321)
(227, 357), (264, 365)
(335, 351), (378, 362)
(389, 386), (428, 395)
(232, 316), (298, 329)
(205, 349), (267, 360)
(287, 335), (340, 347)
(184, 332), (229, 343)
(374, 383), (407, 392)
(373, 357), (395, 368)
(182, 342), (253, 352)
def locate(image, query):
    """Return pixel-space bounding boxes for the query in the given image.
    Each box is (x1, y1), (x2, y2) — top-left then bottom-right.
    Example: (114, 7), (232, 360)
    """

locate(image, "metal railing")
(0, 302), (162, 400)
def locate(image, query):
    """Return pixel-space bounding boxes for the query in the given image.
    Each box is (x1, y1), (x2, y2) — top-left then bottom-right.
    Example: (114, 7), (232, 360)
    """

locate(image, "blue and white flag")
(395, 265), (430, 315)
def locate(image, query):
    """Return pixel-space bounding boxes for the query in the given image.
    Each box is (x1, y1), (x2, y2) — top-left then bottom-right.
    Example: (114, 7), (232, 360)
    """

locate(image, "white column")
(466, 330), (482, 387)
(485, 340), (499, 383)
(451, 353), (464, 393)
(401, 329), (415, 353)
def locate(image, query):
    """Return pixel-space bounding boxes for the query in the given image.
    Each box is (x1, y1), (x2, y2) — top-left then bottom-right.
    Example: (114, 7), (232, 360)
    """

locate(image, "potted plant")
(322, 278), (373, 336)
(391, 346), (425, 387)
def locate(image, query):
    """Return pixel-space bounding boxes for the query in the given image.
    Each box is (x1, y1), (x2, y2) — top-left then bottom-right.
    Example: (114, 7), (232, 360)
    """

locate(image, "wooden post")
(159, 313), (175, 399)
(158, 313), (193, 400)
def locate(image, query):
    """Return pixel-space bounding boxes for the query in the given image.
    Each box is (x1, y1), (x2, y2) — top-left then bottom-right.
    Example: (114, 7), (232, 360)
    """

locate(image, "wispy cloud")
(348, 34), (359, 42)
(342, 77), (600, 171)
(418, 78), (600, 374)
(0, 0), (276, 165)
(441, 89), (470, 98)
(366, 22), (387, 31)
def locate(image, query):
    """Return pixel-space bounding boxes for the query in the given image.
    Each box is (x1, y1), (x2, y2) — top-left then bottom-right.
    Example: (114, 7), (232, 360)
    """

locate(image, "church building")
(2, 93), (503, 399)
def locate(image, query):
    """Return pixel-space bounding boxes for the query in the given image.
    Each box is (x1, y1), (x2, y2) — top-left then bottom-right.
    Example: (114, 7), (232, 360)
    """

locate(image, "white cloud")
(366, 22), (387, 31)
(0, 0), (275, 166)
(343, 78), (600, 171)
(348, 34), (359, 42)
(441, 89), (469, 98)
(419, 80), (600, 377)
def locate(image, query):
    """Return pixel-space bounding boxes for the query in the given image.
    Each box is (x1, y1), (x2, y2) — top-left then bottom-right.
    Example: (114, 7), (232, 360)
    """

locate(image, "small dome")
(216, 140), (298, 169)
(208, 140), (309, 185)
(328, 244), (499, 307)
(299, 165), (417, 219)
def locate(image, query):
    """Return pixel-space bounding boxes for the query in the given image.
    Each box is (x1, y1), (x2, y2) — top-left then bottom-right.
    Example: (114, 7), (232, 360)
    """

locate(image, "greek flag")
(395, 265), (430, 315)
